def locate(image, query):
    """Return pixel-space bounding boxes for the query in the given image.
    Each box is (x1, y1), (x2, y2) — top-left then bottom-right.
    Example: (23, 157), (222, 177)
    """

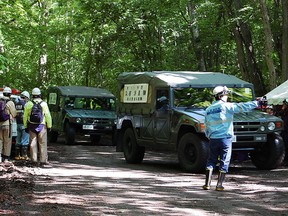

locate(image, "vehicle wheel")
(111, 129), (117, 146)
(90, 135), (101, 145)
(178, 133), (209, 173)
(65, 123), (76, 145)
(48, 130), (58, 143)
(116, 129), (124, 152)
(251, 133), (285, 170)
(123, 128), (145, 164)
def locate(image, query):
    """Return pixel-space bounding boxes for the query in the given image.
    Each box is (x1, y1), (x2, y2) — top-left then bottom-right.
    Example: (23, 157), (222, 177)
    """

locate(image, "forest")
(0, 0), (287, 97)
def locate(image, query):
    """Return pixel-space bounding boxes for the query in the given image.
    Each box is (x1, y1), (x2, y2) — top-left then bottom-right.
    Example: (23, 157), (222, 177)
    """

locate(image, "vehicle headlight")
(114, 119), (117, 125)
(260, 126), (265, 131)
(267, 122), (275, 131)
(76, 118), (81, 123)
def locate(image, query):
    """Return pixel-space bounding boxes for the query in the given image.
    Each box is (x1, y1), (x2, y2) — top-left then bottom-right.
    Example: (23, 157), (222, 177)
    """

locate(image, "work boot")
(14, 145), (22, 160)
(2, 155), (13, 166)
(202, 168), (213, 190)
(216, 171), (226, 191)
(22, 146), (30, 161)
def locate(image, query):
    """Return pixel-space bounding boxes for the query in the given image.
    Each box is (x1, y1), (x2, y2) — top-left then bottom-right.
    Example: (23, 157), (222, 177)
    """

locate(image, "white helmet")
(21, 91), (30, 99)
(158, 96), (168, 102)
(213, 86), (230, 96)
(32, 87), (41, 96)
(3, 87), (12, 94)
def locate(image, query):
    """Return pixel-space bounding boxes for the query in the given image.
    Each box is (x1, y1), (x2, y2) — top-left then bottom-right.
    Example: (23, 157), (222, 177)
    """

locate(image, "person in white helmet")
(23, 87), (52, 166)
(0, 87), (17, 163)
(15, 91), (30, 160)
(203, 86), (260, 191)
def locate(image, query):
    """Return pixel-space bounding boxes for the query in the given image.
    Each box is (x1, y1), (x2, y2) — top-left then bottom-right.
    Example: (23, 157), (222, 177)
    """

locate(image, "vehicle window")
(156, 90), (169, 111)
(64, 97), (75, 108)
(73, 97), (115, 111)
(173, 87), (253, 109)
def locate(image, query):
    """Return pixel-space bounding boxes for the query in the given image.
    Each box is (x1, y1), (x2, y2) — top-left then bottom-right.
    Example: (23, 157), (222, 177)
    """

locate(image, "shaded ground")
(1, 137), (288, 216)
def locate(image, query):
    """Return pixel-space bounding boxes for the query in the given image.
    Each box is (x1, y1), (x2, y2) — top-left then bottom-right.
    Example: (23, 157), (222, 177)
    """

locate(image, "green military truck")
(116, 71), (285, 173)
(47, 86), (117, 145)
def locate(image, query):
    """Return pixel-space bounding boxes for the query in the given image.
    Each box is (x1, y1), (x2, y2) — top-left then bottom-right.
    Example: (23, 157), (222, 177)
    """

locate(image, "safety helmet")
(213, 86), (230, 96)
(3, 87), (12, 94)
(32, 87), (41, 96)
(21, 91), (30, 99)
(158, 96), (168, 102)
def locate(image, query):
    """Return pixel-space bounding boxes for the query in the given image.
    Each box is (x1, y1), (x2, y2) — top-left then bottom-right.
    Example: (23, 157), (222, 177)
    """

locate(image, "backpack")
(30, 101), (43, 123)
(0, 99), (10, 122)
(15, 100), (25, 124)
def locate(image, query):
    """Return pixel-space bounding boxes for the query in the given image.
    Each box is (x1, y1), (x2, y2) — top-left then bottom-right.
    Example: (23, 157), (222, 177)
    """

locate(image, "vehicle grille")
(234, 122), (260, 133)
(86, 118), (111, 125)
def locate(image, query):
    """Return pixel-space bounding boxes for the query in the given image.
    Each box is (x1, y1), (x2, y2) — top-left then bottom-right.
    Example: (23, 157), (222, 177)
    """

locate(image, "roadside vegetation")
(0, 1), (287, 96)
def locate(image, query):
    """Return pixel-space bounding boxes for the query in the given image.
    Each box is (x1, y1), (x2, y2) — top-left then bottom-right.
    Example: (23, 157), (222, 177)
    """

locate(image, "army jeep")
(47, 86), (117, 145)
(116, 71), (285, 173)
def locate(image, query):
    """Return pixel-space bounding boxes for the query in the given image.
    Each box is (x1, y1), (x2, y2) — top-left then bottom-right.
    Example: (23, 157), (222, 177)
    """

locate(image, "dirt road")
(1, 137), (288, 215)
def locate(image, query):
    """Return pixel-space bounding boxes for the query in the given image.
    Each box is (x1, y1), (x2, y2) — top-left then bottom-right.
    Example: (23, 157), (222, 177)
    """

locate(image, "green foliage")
(0, 0), (285, 96)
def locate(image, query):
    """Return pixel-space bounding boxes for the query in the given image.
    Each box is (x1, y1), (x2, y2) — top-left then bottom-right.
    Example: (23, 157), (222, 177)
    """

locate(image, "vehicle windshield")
(64, 97), (116, 111)
(173, 87), (254, 109)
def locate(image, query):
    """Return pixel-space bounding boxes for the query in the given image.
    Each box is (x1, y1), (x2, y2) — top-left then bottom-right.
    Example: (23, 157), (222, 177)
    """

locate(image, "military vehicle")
(47, 86), (117, 145)
(116, 71), (285, 173)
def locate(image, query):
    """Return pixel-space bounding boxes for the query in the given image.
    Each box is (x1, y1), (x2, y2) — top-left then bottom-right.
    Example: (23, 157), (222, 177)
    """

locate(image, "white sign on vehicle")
(123, 83), (149, 103)
(83, 125), (94, 130)
(49, 93), (57, 105)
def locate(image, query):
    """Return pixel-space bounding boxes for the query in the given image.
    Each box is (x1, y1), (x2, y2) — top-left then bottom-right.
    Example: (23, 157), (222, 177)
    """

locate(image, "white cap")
(21, 91), (30, 99)
(158, 96), (168, 102)
(32, 87), (41, 96)
(213, 86), (230, 96)
(3, 87), (12, 94)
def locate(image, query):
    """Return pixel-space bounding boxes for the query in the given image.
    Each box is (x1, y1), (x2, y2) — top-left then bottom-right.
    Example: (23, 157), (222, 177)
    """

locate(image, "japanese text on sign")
(123, 84), (149, 103)
(48, 93), (57, 105)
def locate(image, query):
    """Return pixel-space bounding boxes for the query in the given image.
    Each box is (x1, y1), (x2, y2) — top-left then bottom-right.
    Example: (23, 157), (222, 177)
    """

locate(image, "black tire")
(65, 123), (76, 145)
(115, 129), (124, 152)
(48, 130), (58, 143)
(111, 129), (117, 146)
(178, 133), (209, 173)
(251, 133), (285, 170)
(90, 135), (101, 145)
(123, 128), (145, 164)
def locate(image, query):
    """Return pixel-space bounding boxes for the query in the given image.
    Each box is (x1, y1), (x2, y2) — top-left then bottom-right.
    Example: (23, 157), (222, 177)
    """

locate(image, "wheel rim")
(185, 142), (197, 163)
(126, 137), (132, 154)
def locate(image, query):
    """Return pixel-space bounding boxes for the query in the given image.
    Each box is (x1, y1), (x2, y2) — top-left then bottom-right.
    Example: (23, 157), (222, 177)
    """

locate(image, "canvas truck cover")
(117, 71), (254, 88)
(49, 86), (115, 98)
(117, 71), (255, 115)
(265, 79), (288, 105)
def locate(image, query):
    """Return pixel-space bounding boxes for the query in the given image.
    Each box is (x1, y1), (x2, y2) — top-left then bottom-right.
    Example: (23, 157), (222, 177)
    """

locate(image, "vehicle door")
(154, 89), (170, 143)
(48, 92), (62, 131)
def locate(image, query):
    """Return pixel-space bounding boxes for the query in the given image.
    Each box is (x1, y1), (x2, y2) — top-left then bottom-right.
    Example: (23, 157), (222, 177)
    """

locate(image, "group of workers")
(1, 84), (287, 188)
(0, 87), (52, 166)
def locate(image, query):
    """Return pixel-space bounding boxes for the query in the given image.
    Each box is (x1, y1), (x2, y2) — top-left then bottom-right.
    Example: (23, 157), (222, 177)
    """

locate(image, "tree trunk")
(282, 0), (288, 82)
(259, 0), (277, 89)
(228, 0), (267, 96)
(187, 0), (206, 71)
(38, 1), (49, 88)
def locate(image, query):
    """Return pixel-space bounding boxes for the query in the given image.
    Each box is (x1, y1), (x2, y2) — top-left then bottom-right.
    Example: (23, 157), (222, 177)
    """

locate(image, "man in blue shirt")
(203, 86), (259, 191)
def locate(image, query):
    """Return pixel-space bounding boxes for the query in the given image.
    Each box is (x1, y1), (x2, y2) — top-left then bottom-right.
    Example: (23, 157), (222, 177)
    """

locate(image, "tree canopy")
(0, 0), (287, 96)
